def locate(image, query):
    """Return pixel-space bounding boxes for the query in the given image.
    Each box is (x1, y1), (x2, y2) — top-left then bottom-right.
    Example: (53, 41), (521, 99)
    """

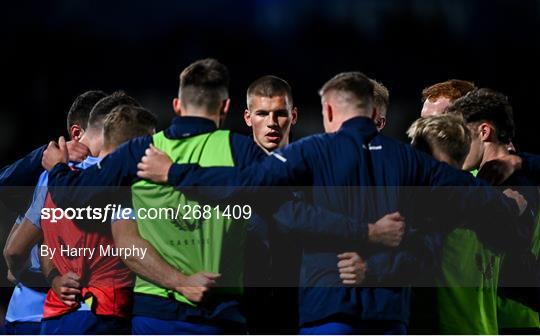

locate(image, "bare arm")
(39, 254), (81, 307)
(3, 219), (21, 262)
(4, 217), (42, 278)
(112, 219), (220, 302)
(39, 251), (55, 278)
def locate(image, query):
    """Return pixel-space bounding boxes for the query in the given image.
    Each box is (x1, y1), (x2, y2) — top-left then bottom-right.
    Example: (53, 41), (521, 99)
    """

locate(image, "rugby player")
(241, 75), (301, 333)
(88, 59), (257, 334)
(2, 90), (106, 335)
(447, 89), (540, 333)
(406, 113), (485, 333)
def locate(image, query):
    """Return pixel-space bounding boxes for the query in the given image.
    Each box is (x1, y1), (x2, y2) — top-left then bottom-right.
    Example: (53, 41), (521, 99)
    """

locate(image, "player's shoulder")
(129, 134), (153, 147)
(228, 131), (266, 165)
(293, 132), (332, 147)
(93, 135), (153, 171)
(505, 170), (537, 187)
(374, 132), (407, 147)
(363, 132), (417, 159)
(112, 134), (153, 157)
(228, 131), (252, 144)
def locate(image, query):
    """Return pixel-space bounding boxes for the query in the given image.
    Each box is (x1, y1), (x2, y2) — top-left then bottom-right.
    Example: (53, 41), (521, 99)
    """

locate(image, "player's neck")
(99, 148), (113, 158)
(480, 143), (509, 168)
(183, 110), (221, 127)
(79, 132), (103, 158)
(340, 111), (374, 128)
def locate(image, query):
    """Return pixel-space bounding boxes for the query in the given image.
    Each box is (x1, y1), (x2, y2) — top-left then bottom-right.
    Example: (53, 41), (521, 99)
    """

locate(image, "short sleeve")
(24, 171), (48, 229)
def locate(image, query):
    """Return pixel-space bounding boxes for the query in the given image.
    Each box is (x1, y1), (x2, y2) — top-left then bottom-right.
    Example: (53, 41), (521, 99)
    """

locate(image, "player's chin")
(263, 141), (280, 151)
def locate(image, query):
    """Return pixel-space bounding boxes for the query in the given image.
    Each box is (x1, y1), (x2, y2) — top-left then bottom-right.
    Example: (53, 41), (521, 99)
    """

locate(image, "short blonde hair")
(319, 72), (374, 110)
(407, 114), (471, 165)
(371, 79), (389, 116)
(103, 105), (157, 149)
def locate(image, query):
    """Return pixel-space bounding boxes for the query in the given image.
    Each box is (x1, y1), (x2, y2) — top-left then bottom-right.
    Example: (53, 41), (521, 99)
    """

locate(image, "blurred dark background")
(1, 0), (539, 319)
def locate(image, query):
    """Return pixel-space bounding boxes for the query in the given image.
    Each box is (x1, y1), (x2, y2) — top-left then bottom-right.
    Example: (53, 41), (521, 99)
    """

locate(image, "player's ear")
(326, 103), (334, 123)
(376, 116), (386, 131)
(217, 98), (230, 128)
(222, 98), (230, 115)
(291, 107), (298, 125)
(69, 125), (84, 141)
(479, 123), (492, 142)
(244, 109), (252, 127)
(172, 98), (182, 116)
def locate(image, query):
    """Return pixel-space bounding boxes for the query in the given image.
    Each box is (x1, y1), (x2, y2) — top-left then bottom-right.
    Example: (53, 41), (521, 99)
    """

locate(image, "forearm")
(167, 164), (256, 201)
(4, 247), (30, 278)
(117, 235), (185, 290)
(429, 163), (520, 231)
(4, 218), (43, 280)
(273, 199), (368, 241)
(0, 145), (46, 186)
(3, 220), (20, 258)
(4, 228), (30, 277)
(0, 145), (46, 212)
(48, 138), (150, 208)
(40, 252), (56, 278)
(48, 163), (89, 208)
(166, 146), (311, 200)
(48, 162), (128, 209)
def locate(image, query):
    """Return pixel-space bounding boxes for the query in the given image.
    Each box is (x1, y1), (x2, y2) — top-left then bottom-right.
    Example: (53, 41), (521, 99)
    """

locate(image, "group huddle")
(1, 58), (539, 335)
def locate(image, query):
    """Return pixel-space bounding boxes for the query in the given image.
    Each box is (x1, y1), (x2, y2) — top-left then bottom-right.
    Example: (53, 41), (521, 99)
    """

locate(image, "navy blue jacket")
(0, 145), (46, 213)
(160, 116), (522, 325)
(0, 145), (46, 186)
(520, 152), (540, 185)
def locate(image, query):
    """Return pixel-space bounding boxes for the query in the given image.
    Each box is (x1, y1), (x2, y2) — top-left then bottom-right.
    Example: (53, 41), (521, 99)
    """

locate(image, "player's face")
(462, 124), (483, 171)
(245, 95), (297, 151)
(421, 96), (451, 117)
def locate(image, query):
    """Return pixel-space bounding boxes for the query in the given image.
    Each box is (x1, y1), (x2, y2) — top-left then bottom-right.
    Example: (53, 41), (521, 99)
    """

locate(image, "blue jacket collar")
(70, 156), (102, 170)
(339, 116), (377, 133)
(164, 116), (217, 139)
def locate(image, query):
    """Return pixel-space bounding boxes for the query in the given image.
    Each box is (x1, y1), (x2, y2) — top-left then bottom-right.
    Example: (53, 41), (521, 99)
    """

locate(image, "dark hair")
(66, 90), (107, 132)
(319, 72), (374, 109)
(103, 105), (158, 148)
(247, 75), (293, 107)
(88, 91), (141, 129)
(422, 79), (476, 103)
(179, 58), (229, 112)
(446, 88), (515, 144)
(407, 114), (471, 166)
